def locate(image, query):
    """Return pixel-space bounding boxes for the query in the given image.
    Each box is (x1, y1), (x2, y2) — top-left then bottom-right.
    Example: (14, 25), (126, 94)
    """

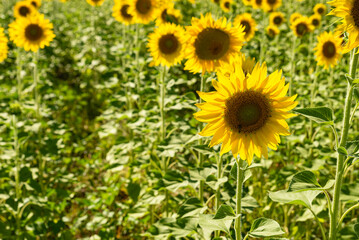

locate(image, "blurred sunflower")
(28, 0), (41, 8)
(314, 3), (326, 16)
(217, 53), (256, 77)
(14, 1), (36, 19)
(194, 62), (297, 164)
(266, 25), (280, 37)
(242, 0), (252, 5)
(86, 0), (105, 7)
(233, 13), (257, 42)
(147, 23), (186, 67)
(129, 0), (158, 24)
(252, 0), (263, 9)
(314, 31), (342, 69)
(9, 13), (55, 52)
(156, 2), (182, 25)
(184, 13), (245, 74)
(328, 0), (359, 53)
(289, 12), (302, 24)
(269, 12), (285, 27)
(309, 14), (321, 29)
(291, 16), (313, 37)
(211, 0), (221, 5)
(263, 0), (282, 12)
(0, 28), (8, 63)
(112, 1), (134, 25)
(220, 0), (232, 12)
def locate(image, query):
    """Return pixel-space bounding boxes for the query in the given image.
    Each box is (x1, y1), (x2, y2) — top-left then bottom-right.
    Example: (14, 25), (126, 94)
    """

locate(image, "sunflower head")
(0, 28), (8, 63)
(156, 3), (182, 25)
(263, 0), (282, 12)
(27, 0), (41, 9)
(184, 13), (245, 74)
(242, 0), (252, 6)
(314, 3), (326, 16)
(309, 14), (321, 28)
(252, 0), (263, 9)
(129, 0), (159, 24)
(291, 16), (313, 37)
(314, 31), (342, 69)
(112, 1), (134, 25)
(194, 62), (297, 164)
(86, 0), (105, 7)
(211, 0), (221, 5)
(14, 1), (37, 19)
(289, 12), (302, 25)
(233, 13), (257, 42)
(269, 12), (285, 26)
(220, 0), (232, 12)
(266, 25), (280, 38)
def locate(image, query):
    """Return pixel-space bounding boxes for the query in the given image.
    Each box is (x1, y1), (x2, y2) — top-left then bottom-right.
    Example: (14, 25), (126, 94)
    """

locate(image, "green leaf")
(178, 198), (204, 218)
(288, 171), (320, 192)
(337, 146), (348, 156)
(20, 167), (32, 182)
(294, 107), (333, 124)
(269, 190), (321, 208)
(213, 205), (236, 220)
(249, 218), (285, 238)
(354, 223), (359, 237)
(127, 182), (141, 203)
(199, 214), (233, 240)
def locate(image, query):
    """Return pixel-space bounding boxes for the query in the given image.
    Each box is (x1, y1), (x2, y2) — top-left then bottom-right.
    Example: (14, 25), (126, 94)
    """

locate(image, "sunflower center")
(136, 0), (151, 14)
(351, 0), (359, 27)
(296, 23), (308, 36)
(267, 0), (276, 4)
(31, 1), (37, 7)
(322, 41), (336, 58)
(255, 0), (262, 5)
(121, 5), (132, 19)
(318, 7), (324, 14)
(214, 0), (220, 4)
(224, 1), (230, 8)
(159, 34), (179, 54)
(19, 6), (30, 16)
(224, 90), (271, 134)
(25, 24), (44, 41)
(273, 16), (282, 25)
(268, 29), (276, 37)
(195, 28), (230, 60)
(241, 21), (251, 35)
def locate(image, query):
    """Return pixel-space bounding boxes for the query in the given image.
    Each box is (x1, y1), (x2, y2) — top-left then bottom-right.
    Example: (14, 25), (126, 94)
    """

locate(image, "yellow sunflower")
(242, 0), (252, 5)
(86, 0), (105, 6)
(309, 14), (321, 28)
(112, 1), (134, 25)
(14, 1), (37, 19)
(269, 12), (285, 27)
(289, 12), (302, 25)
(314, 3), (327, 16)
(252, 0), (263, 9)
(129, 0), (158, 24)
(194, 62), (297, 164)
(147, 23), (186, 67)
(217, 53), (256, 78)
(233, 13), (257, 42)
(314, 31), (342, 69)
(266, 25), (280, 37)
(184, 13), (245, 74)
(220, 0), (233, 12)
(156, 2), (182, 25)
(0, 28), (8, 63)
(328, 0), (359, 53)
(27, 0), (41, 8)
(290, 16), (314, 37)
(9, 13), (55, 52)
(263, 0), (282, 12)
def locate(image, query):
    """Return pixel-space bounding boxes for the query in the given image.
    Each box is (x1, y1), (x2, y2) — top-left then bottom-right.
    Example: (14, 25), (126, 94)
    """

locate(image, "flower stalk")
(235, 159), (245, 240)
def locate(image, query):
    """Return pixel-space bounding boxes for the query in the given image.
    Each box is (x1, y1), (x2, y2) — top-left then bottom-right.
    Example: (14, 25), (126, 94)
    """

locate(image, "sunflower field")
(1, 0), (359, 239)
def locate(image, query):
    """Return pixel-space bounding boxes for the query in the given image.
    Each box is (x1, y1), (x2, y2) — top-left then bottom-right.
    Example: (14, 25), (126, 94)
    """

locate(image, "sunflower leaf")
(294, 107), (333, 124)
(249, 218), (285, 238)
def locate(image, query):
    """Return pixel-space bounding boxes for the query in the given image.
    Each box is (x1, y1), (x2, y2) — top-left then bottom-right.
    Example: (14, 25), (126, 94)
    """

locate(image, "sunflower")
(194, 62), (297, 164)
(328, 0), (359, 53)
(27, 0), (41, 8)
(242, 0), (252, 5)
(289, 12), (302, 25)
(314, 31), (342, 69)
(211, 0), (221, 5)
(184, 13), (245, 74)
(217, 53), (256, 78)
(266, 25), (280, 38)
(129, 0), (158, 24)
(112, 1), (134, 25)
(220, 0), (232, 12)
(309, 14), (321, 29)
(314, 3), (326, 16)
(147, 23), (186, 67)
(269, 12), (285, 27)
(86, 0), (105, 6)
(263, 0), (282, 12)
(0, 28), (8, 63)
(233, 13), (257, 42)
(290, 16), (313, 37)
(14, 1), (37, 19)
(9, 13), (55, 52)
(156, 2), (182, 25)
(252, 0), (263, 9)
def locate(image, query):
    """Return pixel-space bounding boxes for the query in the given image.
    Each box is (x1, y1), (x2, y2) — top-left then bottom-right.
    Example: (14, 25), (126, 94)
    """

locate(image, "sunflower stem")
(134, 24), (142, 108)
(33, 51), (40, 119)
(329, 48), (359, 240)
(16, 48), (22, 101)
(198, 74), (205, 204)
(215, 154), (223, 238)
(235, 158), (245, 240)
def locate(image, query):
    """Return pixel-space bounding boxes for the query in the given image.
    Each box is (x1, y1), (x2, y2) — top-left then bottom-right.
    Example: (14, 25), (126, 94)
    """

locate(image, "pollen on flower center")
(25, 24), (43, 41)
(351, 0), (359, 27)
(194, 28), (230, 60)
(136, 0), (151, 14)
(224, 90), (271, 134)
(322, 41), (336, 58)
(159, 34), (179, 54)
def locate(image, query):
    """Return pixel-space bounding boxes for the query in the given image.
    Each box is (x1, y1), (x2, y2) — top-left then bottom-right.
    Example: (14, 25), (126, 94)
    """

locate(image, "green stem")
(33, 52), (40, 119)
(309, 208), (327, 240)
(160, 66), (167, 140)
(12, 115), (20, 199)
(337, 202), (359, 230)
(329, 49), (359, 240)
(198, 74), (205, 204)
(215, 154), (223, 238)
(235, 159), (245, 240)
(16, 48), (22, 101)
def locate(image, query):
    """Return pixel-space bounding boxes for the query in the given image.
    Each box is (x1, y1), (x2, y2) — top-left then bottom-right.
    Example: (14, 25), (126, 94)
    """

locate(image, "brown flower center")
(312, 18), (319, 27)
(121, 5), (132, 19)
(31, 1), (37, 7)
(322, 41), (336, 58)
(273, 16), (282, 25)
(195, 28), (230, 60)
(256, 0), (262, 5)
(224, 90), (271, 134)
(159, 34), (179, 54)
(224, 1), (230, 9)
(267, 0), (276, 4)
(214, 0), (220, 4)
(241, 20), (251, 36)
(317, 7), (324, 14)
(296, 23), (308, 36)
(25, 24), (43, 41)
(19, 6), (30, 16)
(136, 0), (151, 14)
(351, 0), (359, 27)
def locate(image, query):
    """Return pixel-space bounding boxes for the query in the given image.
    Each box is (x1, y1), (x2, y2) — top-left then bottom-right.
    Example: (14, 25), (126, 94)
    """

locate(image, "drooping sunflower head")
(233, 13), (257, 42)
(112, 1), (134, 25)
(309, 14), (321, 28)
(27, 0), (41, 9)
(220, 0), (232, 12)
(9, 13), (55, 52)
(242, 0), (252, 6)
(217, 52), (256, 78)
(156, 2), (182, 25)
(263, 0), (282, 12)
(289, 12), (302, 25)
(252, 0), (263, 9)
(194, 62), (298, 164)
(291, 16), (313, 37)
(14, 1), (37, 19)
(0, 28), (8, 63)
(266, 25), (280, 38)
(314, 31), (342, 69)
(314, 3), (326, 16)
(86, 0), (105, 7)
(269, 12), (285, 27)
(129, 0), (159, 24)
(147, 23), (186, 67)
(184, 13), (245, 74)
